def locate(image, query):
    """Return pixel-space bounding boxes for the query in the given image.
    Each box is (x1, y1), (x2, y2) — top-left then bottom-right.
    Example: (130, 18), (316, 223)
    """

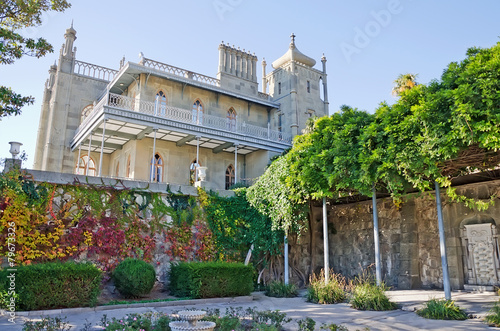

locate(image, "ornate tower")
(264, 34), (329, 138)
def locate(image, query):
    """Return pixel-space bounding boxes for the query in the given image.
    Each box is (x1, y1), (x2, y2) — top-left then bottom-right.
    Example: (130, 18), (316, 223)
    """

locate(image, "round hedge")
(113, 258), (156, 298)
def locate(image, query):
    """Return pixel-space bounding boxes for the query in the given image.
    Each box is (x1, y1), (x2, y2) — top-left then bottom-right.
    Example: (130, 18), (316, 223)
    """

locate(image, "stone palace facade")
(33, 25), (329, 190)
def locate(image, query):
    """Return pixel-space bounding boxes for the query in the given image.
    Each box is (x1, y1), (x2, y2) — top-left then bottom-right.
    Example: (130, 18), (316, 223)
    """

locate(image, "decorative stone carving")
(464, 223), (499, 286)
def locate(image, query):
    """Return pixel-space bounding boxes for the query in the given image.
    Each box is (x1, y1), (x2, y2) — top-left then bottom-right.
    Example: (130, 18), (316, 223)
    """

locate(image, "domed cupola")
(272, 33), (316, 69)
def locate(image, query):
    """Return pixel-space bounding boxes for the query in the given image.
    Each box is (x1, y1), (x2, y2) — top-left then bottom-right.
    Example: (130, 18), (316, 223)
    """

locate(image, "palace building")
(33, 25), (329, 190)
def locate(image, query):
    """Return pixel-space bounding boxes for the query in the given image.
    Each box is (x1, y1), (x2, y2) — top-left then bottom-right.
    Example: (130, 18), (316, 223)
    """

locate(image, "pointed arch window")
(155, 90), (167, 116)
(190, 159), (201, 185)
(150, 153), (164, 182)
(75, 155), (96, 176)
(192, 99), (204, 124)
(225, 164), (235, 190)
(81, 104), (93, 123)
(226, 108), (237, 131)
(307, 80), (311, 93)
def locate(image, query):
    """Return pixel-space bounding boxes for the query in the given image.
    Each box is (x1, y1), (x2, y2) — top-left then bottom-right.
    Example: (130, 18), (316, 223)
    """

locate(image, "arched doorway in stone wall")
(460, 215), (500, 290)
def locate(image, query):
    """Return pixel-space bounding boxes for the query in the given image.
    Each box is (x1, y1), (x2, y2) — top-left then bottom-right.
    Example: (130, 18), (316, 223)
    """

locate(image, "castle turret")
(267, 34), (328, 138)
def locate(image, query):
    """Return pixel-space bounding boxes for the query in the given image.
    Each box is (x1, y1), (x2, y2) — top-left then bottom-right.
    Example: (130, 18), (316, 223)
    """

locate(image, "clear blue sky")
(1, 0), (499, 169)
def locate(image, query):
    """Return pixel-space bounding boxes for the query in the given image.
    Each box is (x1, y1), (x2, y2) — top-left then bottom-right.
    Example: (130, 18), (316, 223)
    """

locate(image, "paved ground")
(0, 290), (498, 330)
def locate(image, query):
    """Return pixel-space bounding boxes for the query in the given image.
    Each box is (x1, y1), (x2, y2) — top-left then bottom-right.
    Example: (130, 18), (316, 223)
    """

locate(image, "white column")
(195, 136), (200, 182)
(85, 133), (92, 175)
(225, 47), (231, 73)
(234, 144), (238, 184)
(435, 181), (452, 300)
(151, 128), (157, 182)
(98, 119), (107, 177)
(284, 235), (289, 284)
(372, 185), (382, 286)
(323, 197), (329, 283)
(76, 144), (82, 174)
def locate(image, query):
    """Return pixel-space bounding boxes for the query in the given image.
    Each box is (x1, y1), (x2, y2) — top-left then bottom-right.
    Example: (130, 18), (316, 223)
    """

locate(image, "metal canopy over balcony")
(70, 93), (292, 155)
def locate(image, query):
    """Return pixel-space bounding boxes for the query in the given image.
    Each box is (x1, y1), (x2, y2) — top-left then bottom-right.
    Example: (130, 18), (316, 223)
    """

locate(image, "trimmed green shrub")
(307, 270), (347, 304)
(0, 261), (101, 311)
(265, 281), (298, 298)
(169, 262), (253, 298)
(112, 258), (156, 298)
(416, 298), (468, 320)
(349, 282), (397, 311)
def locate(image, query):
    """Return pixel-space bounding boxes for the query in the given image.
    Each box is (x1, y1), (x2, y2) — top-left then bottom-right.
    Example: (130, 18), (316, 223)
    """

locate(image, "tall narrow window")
(307, 80), (311, 93)
(150, 153), (164, 182)
(75, 155), (96, 176)
(189, 159), (200, 185)
(155, 90), (167, 116)
(192, 99), (204, 124)
(225, 164), (235, 190)
(226, 108), (237, 131)
(126, 155), (131, 178)
(278, 82), (282, 95)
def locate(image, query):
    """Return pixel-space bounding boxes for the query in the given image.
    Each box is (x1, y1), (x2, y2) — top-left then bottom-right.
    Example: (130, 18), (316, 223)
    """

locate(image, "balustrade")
(78, 92), (291, 144)
(74, 60), (118, 81)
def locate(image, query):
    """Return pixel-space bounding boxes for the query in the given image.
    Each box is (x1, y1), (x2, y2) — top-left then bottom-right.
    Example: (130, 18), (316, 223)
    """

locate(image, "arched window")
(278, 82), (282, 95)
(75, 155), (96, 176)
(115, 162), (120, 177)
(150, 153), (164, 182)
(81, 104), (93, 123)
(155, 90), (167, 116)
(126, 155), (131, 178)
(225, 164), (235, 190)
(192, 99), (203, 124)
(189, 159), (200, 185)
(307, 80), (311, 93)
(226, 108), (237, 131)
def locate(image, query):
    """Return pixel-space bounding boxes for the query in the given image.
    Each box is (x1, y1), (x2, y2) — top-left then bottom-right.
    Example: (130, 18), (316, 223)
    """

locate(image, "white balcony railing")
(81, 93), (291, 144)
(142, 58), (220, 87)
(74, 60), (118, 81)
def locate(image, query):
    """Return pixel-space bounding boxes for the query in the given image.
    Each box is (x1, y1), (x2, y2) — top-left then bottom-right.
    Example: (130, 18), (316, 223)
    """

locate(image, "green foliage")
(319, 324), (349, 331)
(22, 316), (72, 331)
(0, 0), (71, 119)
(113, 258), (156, 298)
(416, 298), (468, 320)
(485, 301), (500, 327)
(100, 312), (172, 331)
(284, 43), (500, 210)
(307, 270), (347, 304)
(169, 262), (254, 298)
(246, 156), (307, 235)
(297, 317), (316, 331)
(0, 261), (101, 311)
(265, 281), (298, 298)
(202, 188), (284, 262)
(288, 106), (375, 200)
(349, 282), (397, 311)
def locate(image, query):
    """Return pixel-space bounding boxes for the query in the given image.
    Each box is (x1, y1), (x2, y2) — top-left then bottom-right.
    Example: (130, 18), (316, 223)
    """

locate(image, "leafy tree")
(287, 105), (375, 200)
(246, 156), (307, 235)
(0, 0), (71, 119)
(392, 73), (418, 96)
(367, 43), (500, 209)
